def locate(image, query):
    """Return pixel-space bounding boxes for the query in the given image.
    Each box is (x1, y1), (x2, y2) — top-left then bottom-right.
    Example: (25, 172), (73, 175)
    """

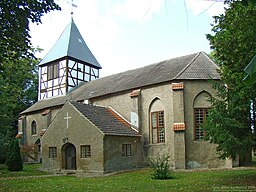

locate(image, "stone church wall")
(20, 79), (231, 170)
(92, 83), (176, 167)
(92, 80), (228, 169)
(183, 80), (226, 168)
(19, 107), (61, 162)
(91, 90), (133, 122)
(103, 135), (142, 173)
(41, 103), (105, 173)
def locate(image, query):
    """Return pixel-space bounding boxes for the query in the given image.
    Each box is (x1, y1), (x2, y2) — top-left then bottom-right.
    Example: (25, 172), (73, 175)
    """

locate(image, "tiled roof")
(70, 52), (219, 101)
(70, 101), (139, 136)
(21, 52), (220, 114)
(21, 95), (67, 114)
(39, 18), (101, 69)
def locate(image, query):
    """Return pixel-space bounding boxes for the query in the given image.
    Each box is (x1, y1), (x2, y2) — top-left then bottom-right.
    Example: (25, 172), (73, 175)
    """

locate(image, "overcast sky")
(29, 0), (226, 77)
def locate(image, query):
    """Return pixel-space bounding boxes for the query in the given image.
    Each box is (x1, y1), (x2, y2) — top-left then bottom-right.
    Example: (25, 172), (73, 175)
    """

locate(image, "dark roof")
(22, 52), (220, 114)
(22, 95), (67, 114)
(71, 52), (220, 101)
(39, 18), (101, 69)
(70, 101), (139, 136)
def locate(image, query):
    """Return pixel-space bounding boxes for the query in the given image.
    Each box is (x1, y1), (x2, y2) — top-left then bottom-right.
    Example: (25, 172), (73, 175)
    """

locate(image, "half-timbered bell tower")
(38, 18), (101, 100)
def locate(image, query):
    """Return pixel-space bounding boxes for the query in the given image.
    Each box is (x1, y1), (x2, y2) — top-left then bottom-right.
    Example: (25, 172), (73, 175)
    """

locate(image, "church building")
(17, 18), (239, 175)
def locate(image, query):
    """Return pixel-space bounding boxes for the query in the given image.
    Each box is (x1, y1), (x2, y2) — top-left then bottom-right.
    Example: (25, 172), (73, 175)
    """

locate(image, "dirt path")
(0, 174), (64, 181)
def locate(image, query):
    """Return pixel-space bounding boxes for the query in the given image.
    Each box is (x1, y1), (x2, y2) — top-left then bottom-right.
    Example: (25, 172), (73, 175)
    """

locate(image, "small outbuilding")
(41, 101), (141, 174)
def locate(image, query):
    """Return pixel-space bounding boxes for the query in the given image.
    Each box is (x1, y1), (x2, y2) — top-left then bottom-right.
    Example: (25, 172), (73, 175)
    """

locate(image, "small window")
(194, 108), (209, 141)
(31, 121), (37, 135)
(49, 147), (57, 158)
(81, 145), (91, 158)
(122, 144), (131, 156)
(47, 63), (59, 80)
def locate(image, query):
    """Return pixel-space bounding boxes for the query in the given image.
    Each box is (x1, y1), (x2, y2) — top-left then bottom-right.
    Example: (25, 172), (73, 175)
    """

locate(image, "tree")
(0, 133), (9, 163)
(205, 1), (256, 161)
(0, 0), (61, 64)
(0, 0), (60, 162)
(6, 138), (23, 171)
(0, 51), (39, 136)
(0, 50), (39, 163)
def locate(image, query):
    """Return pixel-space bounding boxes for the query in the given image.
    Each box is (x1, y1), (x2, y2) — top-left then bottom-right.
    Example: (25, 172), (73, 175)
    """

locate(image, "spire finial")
(67, 0), (77, 17)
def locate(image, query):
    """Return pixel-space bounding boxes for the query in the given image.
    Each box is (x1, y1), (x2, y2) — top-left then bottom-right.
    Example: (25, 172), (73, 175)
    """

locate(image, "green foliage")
(205, 2), (256, 160)
(5, 138), (23, 171)
(0, 0), (60, 62)
(0, 51), (39, 137)
(0, 133), (9, 163)
(0, 51), (39, 163)
(0, 0), (60, 165)
(148, 154), (173, 180)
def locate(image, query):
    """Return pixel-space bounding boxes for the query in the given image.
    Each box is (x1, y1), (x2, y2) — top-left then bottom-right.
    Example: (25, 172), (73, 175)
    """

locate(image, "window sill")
(147, 143), (166, 146)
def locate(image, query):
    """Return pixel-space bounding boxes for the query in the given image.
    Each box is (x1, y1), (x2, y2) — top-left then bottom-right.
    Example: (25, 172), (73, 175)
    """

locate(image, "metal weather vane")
(66, 0), (77, 16)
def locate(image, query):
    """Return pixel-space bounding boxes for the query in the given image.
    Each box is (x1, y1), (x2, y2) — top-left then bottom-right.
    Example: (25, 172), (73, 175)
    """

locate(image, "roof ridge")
(174, 52), (201, 80)
(201, 51), (219, 69)
(72, 53), (201, 92)
(66, 19), (73, 56)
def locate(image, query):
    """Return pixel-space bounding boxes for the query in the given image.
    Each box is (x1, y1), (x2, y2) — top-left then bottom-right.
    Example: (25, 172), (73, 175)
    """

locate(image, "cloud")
(112, 0), (165, 22)
(185, 0), (226, 16)
(74, 0), (121, 44)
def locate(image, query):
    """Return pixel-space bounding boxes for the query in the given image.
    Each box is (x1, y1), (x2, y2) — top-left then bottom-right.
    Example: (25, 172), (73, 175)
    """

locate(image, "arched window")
(149, 98), (165, 144)
(193, 91), (211, 141)
(31, 121), (37, 135)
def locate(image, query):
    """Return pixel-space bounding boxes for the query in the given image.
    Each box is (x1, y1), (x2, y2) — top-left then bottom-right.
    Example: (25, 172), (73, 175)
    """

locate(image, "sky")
(29, 0), (226, 77)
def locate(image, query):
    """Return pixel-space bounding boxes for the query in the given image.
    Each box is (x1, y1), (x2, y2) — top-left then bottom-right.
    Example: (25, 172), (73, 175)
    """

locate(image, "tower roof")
(39, 18), (101, 69)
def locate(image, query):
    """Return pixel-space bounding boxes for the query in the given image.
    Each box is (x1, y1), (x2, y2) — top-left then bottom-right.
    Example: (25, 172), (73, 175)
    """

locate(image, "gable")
(41, 102), (104, 146)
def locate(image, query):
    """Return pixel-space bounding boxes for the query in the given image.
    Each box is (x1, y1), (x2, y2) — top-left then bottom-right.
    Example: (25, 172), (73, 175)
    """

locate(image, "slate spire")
(39, 18), (101, 69)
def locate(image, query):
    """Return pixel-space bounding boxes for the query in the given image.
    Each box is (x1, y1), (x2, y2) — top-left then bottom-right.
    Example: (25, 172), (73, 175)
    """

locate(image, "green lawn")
(0, 164), (256, 192)
(0, 163), (48, 178)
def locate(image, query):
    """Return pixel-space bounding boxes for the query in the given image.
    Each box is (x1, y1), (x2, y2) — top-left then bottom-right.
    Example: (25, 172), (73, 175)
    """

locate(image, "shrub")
(0, 133), (9, 163)
(5, 138), (23, 171)
(148, 154), (173, 180)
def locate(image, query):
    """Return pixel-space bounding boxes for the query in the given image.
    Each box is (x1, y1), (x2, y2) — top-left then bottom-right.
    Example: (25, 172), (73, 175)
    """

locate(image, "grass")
(0, 164), (256, 192)
(0, 163), (48, 178)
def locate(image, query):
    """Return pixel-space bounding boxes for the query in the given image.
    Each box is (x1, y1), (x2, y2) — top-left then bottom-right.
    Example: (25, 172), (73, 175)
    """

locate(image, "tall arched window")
(31, 121), (37, 135)
(193, 91), (211, 141)
(149, 98), (165, 144)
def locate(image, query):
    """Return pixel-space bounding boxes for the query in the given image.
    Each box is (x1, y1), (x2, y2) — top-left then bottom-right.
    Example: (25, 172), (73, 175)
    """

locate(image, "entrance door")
(64, 144), (76, 170)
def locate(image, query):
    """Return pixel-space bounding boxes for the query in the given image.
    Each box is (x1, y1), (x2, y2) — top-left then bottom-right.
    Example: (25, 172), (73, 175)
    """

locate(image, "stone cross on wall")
(64, 112), (71, 129)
